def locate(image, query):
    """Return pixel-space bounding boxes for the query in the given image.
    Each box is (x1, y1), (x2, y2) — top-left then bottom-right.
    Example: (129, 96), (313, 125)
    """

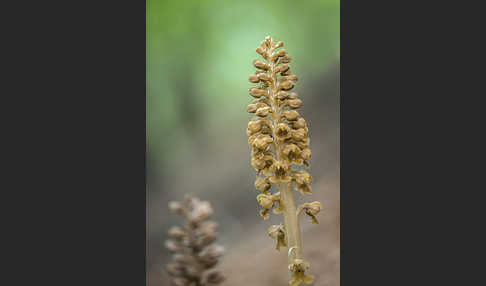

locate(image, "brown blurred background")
(147, 0), (339, 285)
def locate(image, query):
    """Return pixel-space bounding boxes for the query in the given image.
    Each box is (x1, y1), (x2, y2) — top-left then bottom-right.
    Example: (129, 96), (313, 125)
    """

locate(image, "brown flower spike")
(246, 36), (322, 285)
(166, 196), (225, 286)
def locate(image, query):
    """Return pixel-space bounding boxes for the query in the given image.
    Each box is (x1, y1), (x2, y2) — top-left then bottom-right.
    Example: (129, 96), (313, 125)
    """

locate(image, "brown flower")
(255, 177), (271, 193)
(275, 123), (291, 140)
(282, 143), (302, 164)
(298, 201), (322, 224)
(293, 172), (312, 194)
(268, 224), (287, 250)
(289, 259), (314, 286)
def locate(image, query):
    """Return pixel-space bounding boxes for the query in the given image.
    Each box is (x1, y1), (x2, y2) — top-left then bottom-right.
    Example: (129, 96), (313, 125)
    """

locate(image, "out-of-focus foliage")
(147, 0), (339, 175)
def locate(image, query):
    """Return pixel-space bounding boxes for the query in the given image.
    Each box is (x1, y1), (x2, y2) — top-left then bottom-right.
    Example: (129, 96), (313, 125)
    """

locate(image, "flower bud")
(276, 91), (290, 100)
(288, 99), (302, 109)
(282, 110), (300, 121)
(256, 106), (271, 117)
(293, 118), (306, 129)
(247, 103), (258, 113)
(279, 55), (292, 63)
(249, 74), (260, 83)
(253, 59), (268, 70)
(264, 36), (272, 47)
(256, 47), (265, 57)
(276, 64), (290, 73)
(275, 48), (287, 57)
(247, 120), (262, 136)
(288, 92), (299, 99)
(257, 72), (271, 82)
(287, 74), (298, 82)
(279, 80), (294, 91)
(249, 87), (267, 98)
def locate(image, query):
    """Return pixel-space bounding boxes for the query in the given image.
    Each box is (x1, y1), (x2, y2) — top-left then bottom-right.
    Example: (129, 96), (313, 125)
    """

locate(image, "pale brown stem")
(277, 181), (303, 265)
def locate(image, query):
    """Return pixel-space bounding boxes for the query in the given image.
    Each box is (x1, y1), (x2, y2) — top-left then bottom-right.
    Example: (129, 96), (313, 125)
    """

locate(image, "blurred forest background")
(147, 0), (340, 285)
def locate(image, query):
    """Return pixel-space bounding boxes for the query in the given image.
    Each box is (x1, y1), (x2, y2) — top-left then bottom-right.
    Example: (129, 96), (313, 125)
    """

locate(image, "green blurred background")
(147, 0), (340, 285)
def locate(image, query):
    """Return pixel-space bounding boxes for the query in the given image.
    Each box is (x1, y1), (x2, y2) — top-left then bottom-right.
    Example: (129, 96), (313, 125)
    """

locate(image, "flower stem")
(277, 181), (303, 265)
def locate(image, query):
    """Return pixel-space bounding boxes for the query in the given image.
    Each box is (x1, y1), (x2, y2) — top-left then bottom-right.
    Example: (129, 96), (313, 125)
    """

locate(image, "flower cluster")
(246, 36), (323, 286)
(166, 196), (225, 286)
(247, 36), (314, 211)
